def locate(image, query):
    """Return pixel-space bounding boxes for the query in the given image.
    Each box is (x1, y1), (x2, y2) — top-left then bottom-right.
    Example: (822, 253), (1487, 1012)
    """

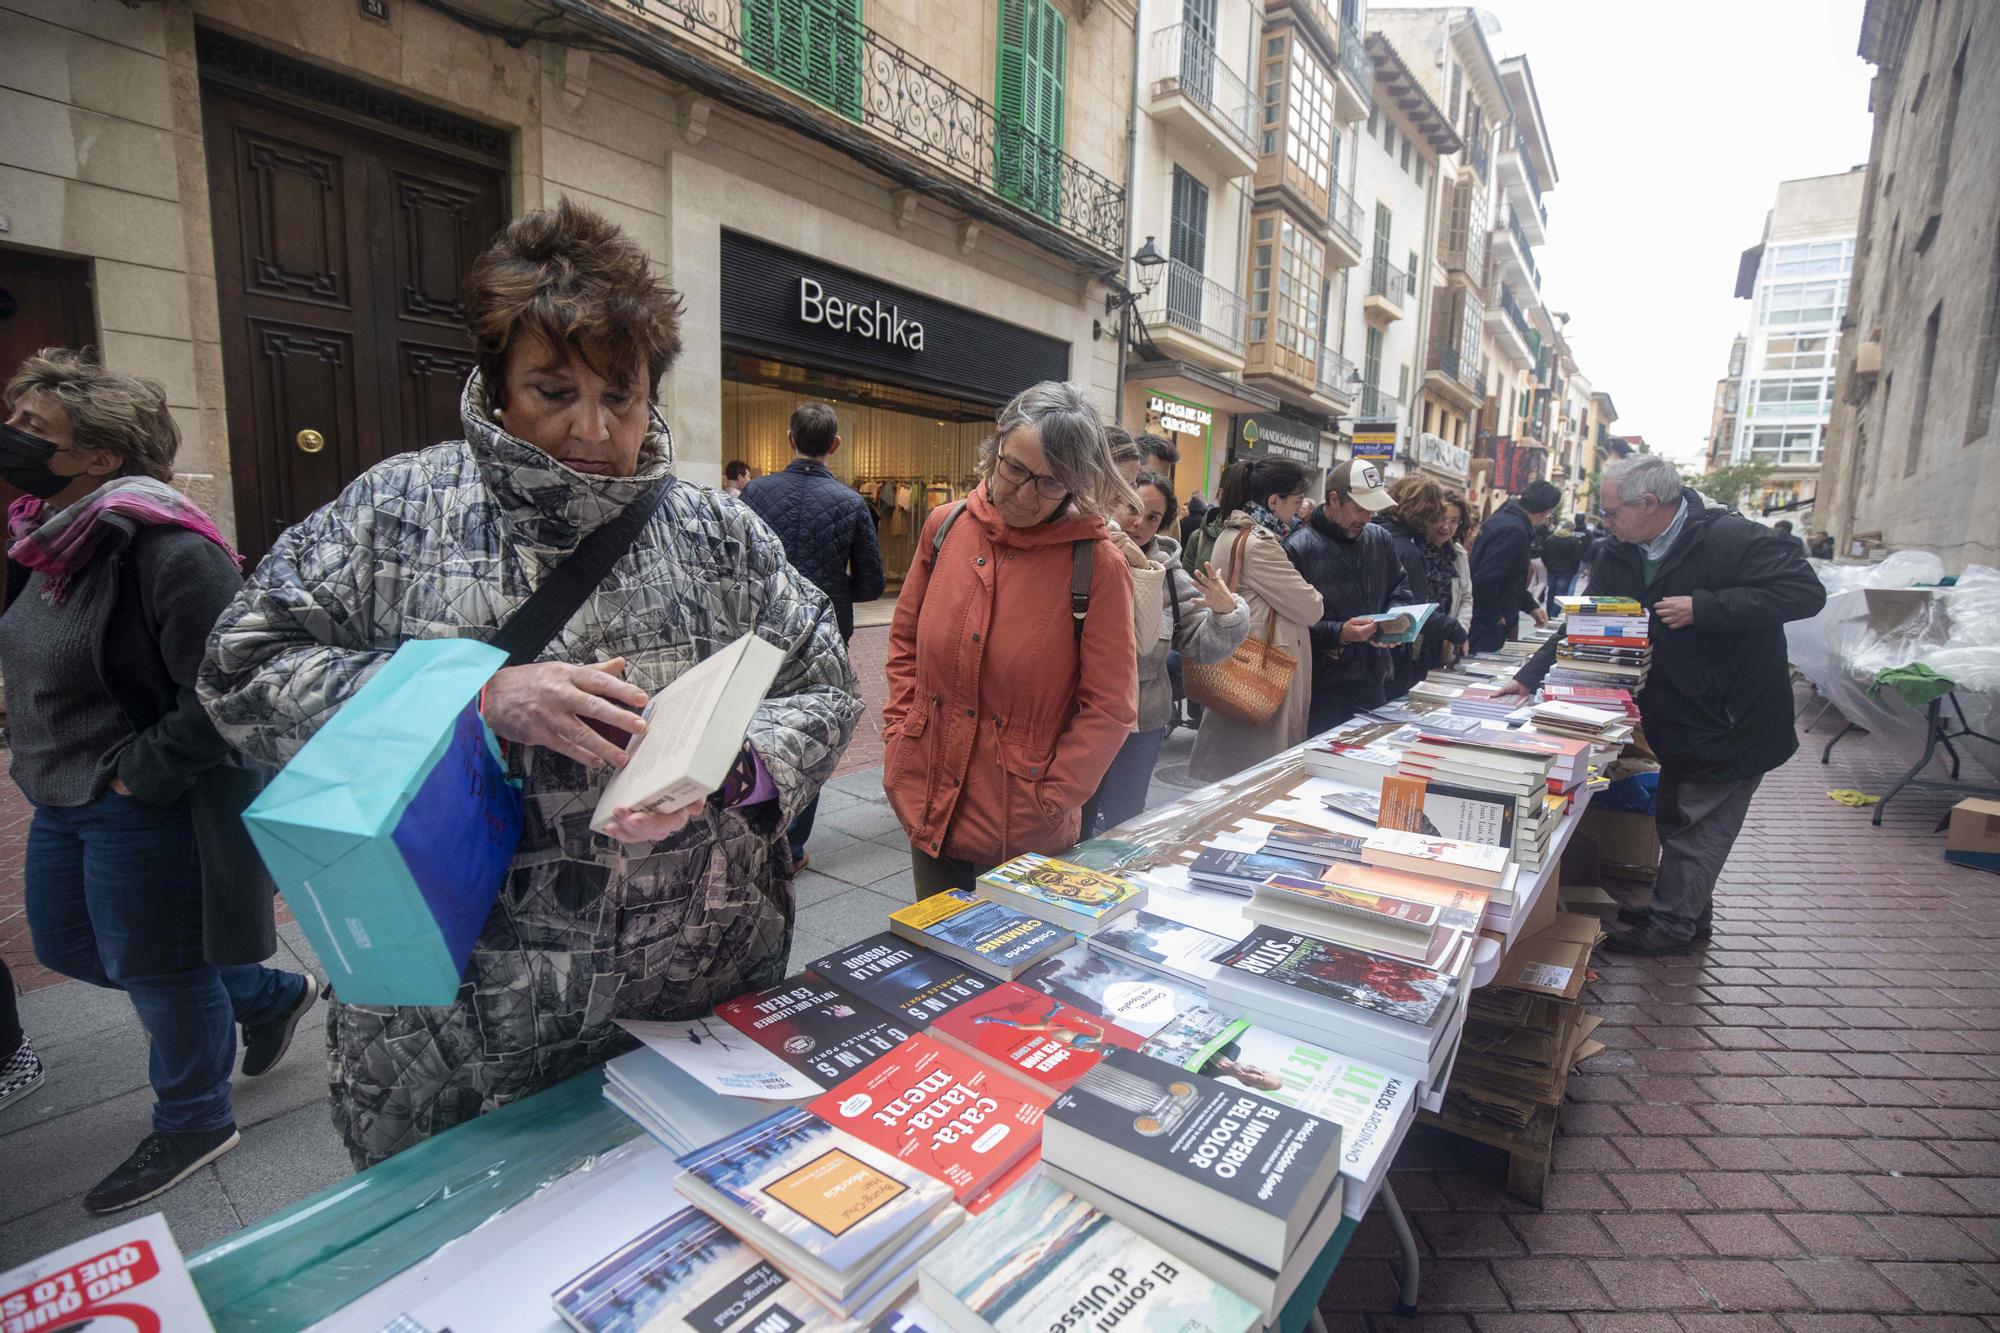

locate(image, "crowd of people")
(0, 200), (1827, 1221)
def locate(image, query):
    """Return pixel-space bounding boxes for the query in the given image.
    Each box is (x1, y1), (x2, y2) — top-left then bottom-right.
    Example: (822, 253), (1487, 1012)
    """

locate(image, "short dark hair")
(724, 459), (750, 480)
(1520, 480), (1562, 514)
(1217, 458), (1310, 515)
(1138, 433), (1180, 468)
(1135, 467), (1179, 534)
(466, 197), (684, 405)
(789, 401), (839, 457)
(1774, 519), (1794, 534)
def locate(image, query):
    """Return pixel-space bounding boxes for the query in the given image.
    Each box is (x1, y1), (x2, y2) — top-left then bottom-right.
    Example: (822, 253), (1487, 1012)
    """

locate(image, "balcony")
(1497, 129), (1549, 245)
(1147, 24), (1260, 179)
(1363, 254), (1410, 322)
(1333, 20), (1372, 121)
(1464, 134), (1490, 183)
(1318, 347), (1358, 405)
(1136, 257), (1250, 369)
(1483, 282), (1535, 367)
(566, 0), (1126, 265)
(1327, 181), (1365, 268)
(1425, 335), (1485, 408)
(1358, 384), (1401, 420)
(1489, 205), (1540, 290)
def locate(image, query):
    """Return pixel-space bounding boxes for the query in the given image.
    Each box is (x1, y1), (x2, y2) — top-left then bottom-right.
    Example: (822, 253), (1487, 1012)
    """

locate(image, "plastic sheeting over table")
(1786, 555), (2000, 783)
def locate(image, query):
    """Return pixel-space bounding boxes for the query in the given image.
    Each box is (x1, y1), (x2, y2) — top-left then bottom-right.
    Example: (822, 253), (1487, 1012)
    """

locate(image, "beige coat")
(1188, 514), (1325, 782)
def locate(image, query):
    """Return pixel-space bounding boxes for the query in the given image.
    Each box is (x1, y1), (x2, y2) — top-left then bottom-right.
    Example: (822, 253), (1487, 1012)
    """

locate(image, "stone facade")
(1, 0), (1136, 541)
(1819, 0), (2000, 570)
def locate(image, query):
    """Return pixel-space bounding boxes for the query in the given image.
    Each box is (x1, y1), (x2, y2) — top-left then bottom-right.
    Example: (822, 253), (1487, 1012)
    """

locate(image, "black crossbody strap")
(489, 481), (672, 666)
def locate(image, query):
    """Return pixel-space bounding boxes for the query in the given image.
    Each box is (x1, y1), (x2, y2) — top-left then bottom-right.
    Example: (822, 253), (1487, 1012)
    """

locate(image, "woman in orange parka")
(884, 381), (1140, 899)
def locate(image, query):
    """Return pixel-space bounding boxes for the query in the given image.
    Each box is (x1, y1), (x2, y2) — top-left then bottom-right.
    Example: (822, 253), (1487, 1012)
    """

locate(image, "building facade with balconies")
(1333, 31), (1457, 481)
(0, 0), (1136, 569)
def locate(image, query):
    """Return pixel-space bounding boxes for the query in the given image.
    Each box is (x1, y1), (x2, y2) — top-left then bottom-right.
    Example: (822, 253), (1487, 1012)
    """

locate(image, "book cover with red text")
(930, 982), (1144, 1096)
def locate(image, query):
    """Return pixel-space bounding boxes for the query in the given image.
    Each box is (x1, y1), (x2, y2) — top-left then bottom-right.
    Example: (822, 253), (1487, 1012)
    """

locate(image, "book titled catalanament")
(713, 974), (911, 1088)
(888, 891), (1072, 980)
(810, 932), (995, 1027)
(917, 1175), (1259, 1333)
(975, 853), (1148, 933)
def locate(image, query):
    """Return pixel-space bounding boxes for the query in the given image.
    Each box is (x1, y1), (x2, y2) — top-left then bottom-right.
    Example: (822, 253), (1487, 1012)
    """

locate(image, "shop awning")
(1125, 360), (1282, 417)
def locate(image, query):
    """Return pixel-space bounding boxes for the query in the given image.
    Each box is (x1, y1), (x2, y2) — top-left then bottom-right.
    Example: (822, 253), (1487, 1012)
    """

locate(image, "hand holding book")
(481, 654), (649, 770)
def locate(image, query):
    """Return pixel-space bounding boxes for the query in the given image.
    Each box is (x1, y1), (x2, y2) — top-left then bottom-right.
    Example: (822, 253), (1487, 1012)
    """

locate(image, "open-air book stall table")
(178, 736), (1594, 1331)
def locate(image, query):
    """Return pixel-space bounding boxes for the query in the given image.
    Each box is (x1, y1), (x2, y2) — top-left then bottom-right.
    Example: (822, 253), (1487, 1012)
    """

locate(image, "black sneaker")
(1604, 921), (1702, 957)
(241, 973), (318, 1078)
(1614, 904), (1714, 940)
(0, 1039), (44, 1111)
(84, 1124), (240, 1214)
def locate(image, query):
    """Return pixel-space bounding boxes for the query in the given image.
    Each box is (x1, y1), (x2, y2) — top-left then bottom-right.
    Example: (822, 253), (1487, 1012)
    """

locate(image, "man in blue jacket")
(1501, 455), (1826, 955)
(1468, 480), (1559, 652)
(740, 401), (886, 865)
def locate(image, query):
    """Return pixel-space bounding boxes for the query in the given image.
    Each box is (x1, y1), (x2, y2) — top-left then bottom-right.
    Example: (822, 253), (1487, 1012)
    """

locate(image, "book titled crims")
(809, 1032), (1049, 1204)
(714, 973), (912, 1089)
(591, 630), (784, 833)
(931, 980), (1144, 1096)
(809, 931), (995, 1027)
(917, 1175), (1259, 1333)
(976, 853), (1148, 933)
(1042, 1046), (1344, 1270)
(888, 890), (1072, 979)
(674, 1106), (955, 1300)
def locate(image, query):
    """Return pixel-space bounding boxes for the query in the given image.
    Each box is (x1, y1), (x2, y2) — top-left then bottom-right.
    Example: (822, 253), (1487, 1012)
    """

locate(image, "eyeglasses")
(1598, 497), (1648, 521)
(994, 452), (1067, 500)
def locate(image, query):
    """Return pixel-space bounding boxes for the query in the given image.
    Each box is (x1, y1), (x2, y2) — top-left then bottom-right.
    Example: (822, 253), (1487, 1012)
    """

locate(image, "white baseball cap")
(1330, 459), (1395, 512)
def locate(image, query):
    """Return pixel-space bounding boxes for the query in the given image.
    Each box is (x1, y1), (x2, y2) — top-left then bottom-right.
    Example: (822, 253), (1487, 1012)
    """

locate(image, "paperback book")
(674, 1106), (955, 1299)
(1260, 820), (1368, 863)
(714, 974), (913, 1088)
(1361, 827), (1510, 890)
(809, 1032), (1048, 1204)
(888, 891), (1072, 979)
(809, 932), (996, 1027)
(1042, 1047), (1344, 1269)
(1084, 910), (1235, 985)
(931, 980), (1144, 1095)
(551, 1205), (849, 1333)
(1353, 601), (1436, 645)
(916, 1175), (1259, 1333)
(1379, 773), (1517, 846)
(1018, 945), (1210, 1036)
(1188, 847), (1331, 896)
(1247, 875), (1453, 965)
(975, 853), (1147, 933)
(1212, 926), (1457, 1032)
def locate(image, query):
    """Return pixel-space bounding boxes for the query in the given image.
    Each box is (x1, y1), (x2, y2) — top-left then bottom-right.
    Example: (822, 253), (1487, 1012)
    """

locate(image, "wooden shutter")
(996, 0), (1066, 222)
(742, 0), (863, 120)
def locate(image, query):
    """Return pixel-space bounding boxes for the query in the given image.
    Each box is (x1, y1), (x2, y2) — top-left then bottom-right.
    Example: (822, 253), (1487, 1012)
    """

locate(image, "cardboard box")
(1946, 797), (2000, 875)
(1577, 808), (1660, 877)
(1494, 912), (1604, 1001)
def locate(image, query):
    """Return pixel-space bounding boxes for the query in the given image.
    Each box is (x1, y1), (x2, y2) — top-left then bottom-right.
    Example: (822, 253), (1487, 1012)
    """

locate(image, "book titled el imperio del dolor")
(809, 1032), (1049, 1204)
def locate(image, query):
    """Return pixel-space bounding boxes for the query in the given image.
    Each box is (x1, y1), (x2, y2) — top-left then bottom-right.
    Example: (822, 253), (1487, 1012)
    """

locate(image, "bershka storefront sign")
(720, 231), (1068, 404)
(798, 277), (924, 351)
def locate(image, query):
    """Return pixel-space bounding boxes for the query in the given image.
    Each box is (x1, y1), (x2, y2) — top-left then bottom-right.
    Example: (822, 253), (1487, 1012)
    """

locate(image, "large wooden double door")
(202, 62), (506, 563)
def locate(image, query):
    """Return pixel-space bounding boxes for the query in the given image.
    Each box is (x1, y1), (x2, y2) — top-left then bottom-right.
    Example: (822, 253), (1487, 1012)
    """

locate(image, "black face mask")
(0, 422), (73, 500)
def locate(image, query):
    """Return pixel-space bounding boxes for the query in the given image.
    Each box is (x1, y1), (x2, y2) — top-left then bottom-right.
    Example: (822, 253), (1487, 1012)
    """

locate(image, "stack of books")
(1386, 734), (1561, 870)
(1363, 698), (1485, 734)
(1527, 700), (1634, 747)
(887, 890), (1073, 979)
(975, 853), (1147, 935)
(1542, 682), (1639, 718)
(1084, 910), (1234, 985)
(1549, 595), (1652, 691)
(602, 1046), (767, 1155)
(1447, 685), (1523, 721)
(1245, 872), (1471, 966)
(1301, 717), (1418, 785)
(1037, 1047), (1348, 1325)
(930, 981), (1146, 1096)
(1187, 846), (1339, 896)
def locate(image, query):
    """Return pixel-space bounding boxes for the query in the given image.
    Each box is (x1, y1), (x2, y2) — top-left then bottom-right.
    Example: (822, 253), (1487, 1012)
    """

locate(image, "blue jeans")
(25, 791), (300, 1134)
(1083, 727), (1168, 838)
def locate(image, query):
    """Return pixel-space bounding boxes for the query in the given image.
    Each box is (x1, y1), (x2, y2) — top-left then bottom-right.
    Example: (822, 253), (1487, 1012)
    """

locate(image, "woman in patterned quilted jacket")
(200, 200), (863, 1168)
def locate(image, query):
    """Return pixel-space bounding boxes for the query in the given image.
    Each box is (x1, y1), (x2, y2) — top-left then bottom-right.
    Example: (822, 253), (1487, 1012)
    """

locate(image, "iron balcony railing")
(1368, 253), (1412, 304)
(571, 0), (1126, 256)
(1513, 128), (1547, 220)
(1328, 181), (1363, 254)
(1505, 206), (1540, 287)
(1138, 257), (1249, 356)
(1150, 23), (1257, 156)
(1319, 347), (1357, 400)
(1359, 384), (1400, 419)
(1337, 21), (1371, 104)
(1430, 338), (1484, 391)
(1465, 133), (1490, 181)
(1497, 285), (1533, 344)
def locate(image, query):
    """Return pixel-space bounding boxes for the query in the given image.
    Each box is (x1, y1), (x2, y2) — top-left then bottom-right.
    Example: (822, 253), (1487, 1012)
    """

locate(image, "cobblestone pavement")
(8, 657), (2000, 1332)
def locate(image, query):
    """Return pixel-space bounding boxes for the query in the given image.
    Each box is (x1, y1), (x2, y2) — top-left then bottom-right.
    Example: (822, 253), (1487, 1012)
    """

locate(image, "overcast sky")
(1474, 0), (1875, 467)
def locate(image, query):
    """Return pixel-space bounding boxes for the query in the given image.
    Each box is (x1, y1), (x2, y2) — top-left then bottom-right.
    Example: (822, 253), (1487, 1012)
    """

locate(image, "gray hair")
(1605, 453), (1681, 507)
(4, 347), (179, 483)
(979, 380), (1141, 518)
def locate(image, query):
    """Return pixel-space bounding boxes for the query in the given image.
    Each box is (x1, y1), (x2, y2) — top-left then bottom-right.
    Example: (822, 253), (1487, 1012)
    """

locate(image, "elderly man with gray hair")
(1502, 453), (1825, 955)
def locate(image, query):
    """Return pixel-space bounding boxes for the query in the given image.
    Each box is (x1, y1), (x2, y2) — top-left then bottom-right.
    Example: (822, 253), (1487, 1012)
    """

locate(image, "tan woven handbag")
(1182, 524), (1298, 724)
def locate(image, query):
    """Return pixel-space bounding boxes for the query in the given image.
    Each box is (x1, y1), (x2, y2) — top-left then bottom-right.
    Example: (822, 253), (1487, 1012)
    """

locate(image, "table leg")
(1822, 722), (1859, 764)
(1380, 1179), (1421, 1318)
(1874, 698), (1945, 827)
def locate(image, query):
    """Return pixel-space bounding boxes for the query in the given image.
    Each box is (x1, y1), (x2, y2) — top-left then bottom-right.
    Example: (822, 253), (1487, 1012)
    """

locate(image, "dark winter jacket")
(1542, 530), (1583, 579)
(1513, 488), (1827, 782)
(2, 517), (276, 967)
(1467, 501), (1545, 652)
(1373, 516), (1466, 691)
(1283, 511), (1412, 700)
(741, 457), (886, 641)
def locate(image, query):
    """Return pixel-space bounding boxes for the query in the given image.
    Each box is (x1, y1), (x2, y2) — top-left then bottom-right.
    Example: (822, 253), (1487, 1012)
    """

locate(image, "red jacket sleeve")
(1043, 538), (1139, 811)
(884, 505), (948, 736)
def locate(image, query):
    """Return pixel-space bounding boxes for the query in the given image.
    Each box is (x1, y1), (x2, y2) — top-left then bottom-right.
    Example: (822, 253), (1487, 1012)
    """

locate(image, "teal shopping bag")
(243, 639), (524, 1006)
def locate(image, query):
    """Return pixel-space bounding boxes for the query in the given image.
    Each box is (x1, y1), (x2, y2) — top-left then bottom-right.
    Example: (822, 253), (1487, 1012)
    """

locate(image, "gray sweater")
(1137, 535), (1250, 732)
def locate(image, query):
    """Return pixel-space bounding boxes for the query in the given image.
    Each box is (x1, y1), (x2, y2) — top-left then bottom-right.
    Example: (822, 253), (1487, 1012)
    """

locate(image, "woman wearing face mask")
(1083, 469), (1248, 835)
(1187, 458), (1325, 782)
(201, 201), (862, 1167)
(883, 383), (1139, 898)
(0, 350), (312, 1212)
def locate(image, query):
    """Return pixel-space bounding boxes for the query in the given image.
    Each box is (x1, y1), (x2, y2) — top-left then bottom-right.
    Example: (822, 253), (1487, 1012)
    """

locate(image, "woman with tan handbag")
(1186, 459), (1325, 782)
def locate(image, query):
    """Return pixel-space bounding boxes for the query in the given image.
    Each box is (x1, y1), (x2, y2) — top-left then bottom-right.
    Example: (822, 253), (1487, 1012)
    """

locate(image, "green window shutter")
(742, 0), (863, 121)
(996, 0), (1066, 223)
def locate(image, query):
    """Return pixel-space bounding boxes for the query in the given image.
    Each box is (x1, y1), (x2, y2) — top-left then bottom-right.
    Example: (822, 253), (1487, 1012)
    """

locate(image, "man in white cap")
(1283, 460), (1413, 732)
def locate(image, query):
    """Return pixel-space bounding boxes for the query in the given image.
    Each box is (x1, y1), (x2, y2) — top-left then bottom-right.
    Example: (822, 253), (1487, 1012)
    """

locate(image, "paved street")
(6, 650), (2000, 1331)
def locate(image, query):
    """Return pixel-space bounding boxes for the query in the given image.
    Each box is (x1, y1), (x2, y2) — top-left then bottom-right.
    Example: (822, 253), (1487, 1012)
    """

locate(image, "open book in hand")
(591, 631), (785, 833)
(1356, 602), (1437, 646)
